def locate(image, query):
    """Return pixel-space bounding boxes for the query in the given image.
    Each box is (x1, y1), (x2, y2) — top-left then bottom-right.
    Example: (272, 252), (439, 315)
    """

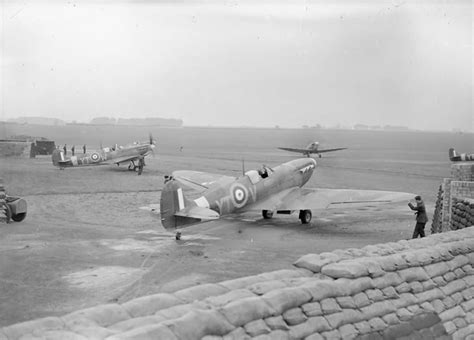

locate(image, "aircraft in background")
(52, 135), (156, 175)
(155, 158), (413, 238)
(278, 142), (347, 157)
(449, 148), (474, 162)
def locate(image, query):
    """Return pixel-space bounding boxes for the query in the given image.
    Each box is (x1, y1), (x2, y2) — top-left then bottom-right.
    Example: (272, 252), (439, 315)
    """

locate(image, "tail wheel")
(299, 210), (312, 224)
(12, 212), (26, 222)
(262, 210), (274, 219)
(175, 232), (182, 240)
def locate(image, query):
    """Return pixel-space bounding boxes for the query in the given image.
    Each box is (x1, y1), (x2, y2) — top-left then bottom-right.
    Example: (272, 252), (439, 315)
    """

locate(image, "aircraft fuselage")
(191, 158), (316, 215)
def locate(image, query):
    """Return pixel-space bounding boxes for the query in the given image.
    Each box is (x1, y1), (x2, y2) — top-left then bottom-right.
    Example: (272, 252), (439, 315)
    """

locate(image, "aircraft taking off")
(158, 158), (413, 237)
(278, 142), (347, 157)
(52, 135), (156, 175)
(449, 148), (474, 162)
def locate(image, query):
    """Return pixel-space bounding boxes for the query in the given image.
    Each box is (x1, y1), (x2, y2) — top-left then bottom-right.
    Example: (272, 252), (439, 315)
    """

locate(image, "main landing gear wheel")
(262, 210), (274, 219)
(12, 212), (26, 222)
(299, 209), (312, 224)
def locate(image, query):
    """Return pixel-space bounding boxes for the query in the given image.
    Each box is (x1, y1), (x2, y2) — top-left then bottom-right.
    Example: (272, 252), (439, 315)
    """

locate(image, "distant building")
(89, 117), (117, 125)
(116, 118), (183, 127)
(383, 125), (410, 131)
(354, 124), (369, 130)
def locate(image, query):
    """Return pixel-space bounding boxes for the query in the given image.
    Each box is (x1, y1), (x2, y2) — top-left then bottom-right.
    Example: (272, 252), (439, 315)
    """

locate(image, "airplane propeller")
(149, 133), (156, 155)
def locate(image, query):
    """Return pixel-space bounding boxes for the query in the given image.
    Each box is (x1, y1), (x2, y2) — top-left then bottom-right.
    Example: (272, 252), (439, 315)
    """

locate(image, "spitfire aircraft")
(157, 158), (413, 238)
(52, 136), (156, 175)
(449, 148), (474, 162)
(278, 142), (347, 157)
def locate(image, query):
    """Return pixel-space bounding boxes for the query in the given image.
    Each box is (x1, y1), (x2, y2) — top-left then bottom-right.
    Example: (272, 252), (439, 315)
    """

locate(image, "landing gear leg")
(137, 158), (144, 175)
(262, 210), (274, 219)
(299, 210), (312, 224)
(175, 231), (182, 240)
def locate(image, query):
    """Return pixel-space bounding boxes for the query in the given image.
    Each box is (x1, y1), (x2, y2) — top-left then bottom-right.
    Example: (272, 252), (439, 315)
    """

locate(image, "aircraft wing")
(278, 147), (310, 153)
(247, 187), (413, 211)
(313, 147), (347, 154)
(112, 155), (142, 164)
(172, 170), (236, 191)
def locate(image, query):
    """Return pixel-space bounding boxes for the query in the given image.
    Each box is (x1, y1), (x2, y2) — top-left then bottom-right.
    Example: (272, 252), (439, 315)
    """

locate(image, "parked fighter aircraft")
(52, 136), (156, 175)
(449, 148), (474, 162)
(157, 158), (412, 238)
(278, 142), (347, 157)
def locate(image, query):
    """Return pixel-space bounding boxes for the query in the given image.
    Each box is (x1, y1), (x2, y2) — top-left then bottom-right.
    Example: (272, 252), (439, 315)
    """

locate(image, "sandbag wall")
(433, 163), (474, 233)
(0, 179), (6, 223)
(3, 228), (474, 340)
(0, 141), (33, 158)
(451, 198), (474, 231)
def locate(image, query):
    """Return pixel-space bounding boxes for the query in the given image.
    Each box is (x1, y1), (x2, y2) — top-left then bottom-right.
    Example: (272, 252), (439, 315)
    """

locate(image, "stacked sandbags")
(451, 198), (474, 230)
(0, 178), (6, 223)
(3, 228), (474, 339)
(451, 163), (474, 182)
(432, 184), (444, 234)
(0, 141), (32, 158)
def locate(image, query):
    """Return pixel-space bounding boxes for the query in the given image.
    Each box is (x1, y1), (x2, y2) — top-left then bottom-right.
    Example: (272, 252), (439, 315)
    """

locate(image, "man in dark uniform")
(408, 195), (428, 238)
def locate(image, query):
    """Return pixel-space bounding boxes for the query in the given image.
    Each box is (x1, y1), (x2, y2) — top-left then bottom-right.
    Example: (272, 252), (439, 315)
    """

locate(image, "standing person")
(71, 145), (75, 156)
(83, 144), (86, 154)
(408, 195), (428, 238)
(63, 144), (67, 156)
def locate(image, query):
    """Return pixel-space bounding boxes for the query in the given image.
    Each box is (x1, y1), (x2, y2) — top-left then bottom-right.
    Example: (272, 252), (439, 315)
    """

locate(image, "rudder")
(160, 178), (198, 230)
(52, 149), (63, 166)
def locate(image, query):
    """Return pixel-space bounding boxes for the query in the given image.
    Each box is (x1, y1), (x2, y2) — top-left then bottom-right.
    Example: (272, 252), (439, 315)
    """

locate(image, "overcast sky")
(1, 0), (472, 130)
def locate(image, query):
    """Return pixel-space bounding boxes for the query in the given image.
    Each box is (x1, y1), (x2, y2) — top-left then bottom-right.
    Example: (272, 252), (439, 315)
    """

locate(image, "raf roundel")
(90, 152), (100, 162)
(230, 183), (249, 208)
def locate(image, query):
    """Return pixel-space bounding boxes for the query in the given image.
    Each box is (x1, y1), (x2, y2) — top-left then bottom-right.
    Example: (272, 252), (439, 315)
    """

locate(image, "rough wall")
(0, 179), (6, 223)
(2, 228), (474, 340)
(0, 141), (33, 158)
(433, 163), (474, 233)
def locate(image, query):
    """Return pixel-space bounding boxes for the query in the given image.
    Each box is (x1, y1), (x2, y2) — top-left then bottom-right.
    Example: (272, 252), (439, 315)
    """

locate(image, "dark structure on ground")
(0, 136), (55, 158)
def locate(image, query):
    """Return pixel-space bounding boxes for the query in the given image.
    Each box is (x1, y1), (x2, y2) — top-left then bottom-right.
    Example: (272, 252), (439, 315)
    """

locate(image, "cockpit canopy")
(245, 165), (273, 184)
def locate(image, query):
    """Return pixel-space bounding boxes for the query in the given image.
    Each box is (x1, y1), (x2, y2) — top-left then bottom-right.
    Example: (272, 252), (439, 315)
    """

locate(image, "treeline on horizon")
(5, 116), (183, 127)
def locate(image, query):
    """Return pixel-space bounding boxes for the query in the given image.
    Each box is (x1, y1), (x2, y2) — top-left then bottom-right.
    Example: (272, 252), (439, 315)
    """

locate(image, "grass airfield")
(0, 125), (472, 326)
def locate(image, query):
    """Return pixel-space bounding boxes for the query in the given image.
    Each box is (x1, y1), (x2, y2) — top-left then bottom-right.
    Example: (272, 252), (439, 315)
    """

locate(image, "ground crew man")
(408, 195), (428, 238)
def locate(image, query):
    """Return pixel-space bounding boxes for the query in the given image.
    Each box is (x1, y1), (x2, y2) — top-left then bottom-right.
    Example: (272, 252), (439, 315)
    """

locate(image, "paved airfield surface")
(0, 127), (472, 326)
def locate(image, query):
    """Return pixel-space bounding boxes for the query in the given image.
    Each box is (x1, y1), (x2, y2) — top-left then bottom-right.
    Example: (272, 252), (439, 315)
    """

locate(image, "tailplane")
(159, 178), (219, 230)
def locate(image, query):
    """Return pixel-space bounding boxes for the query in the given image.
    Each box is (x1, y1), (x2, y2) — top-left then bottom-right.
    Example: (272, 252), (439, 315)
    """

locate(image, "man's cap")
(415, 195), (422, 200)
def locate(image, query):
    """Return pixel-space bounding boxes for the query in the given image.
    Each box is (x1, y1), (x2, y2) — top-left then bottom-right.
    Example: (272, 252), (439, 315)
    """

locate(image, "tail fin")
(449, 148), (457, 161)
(52, 149), (64, 166)
(160, 178), (196, 230)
